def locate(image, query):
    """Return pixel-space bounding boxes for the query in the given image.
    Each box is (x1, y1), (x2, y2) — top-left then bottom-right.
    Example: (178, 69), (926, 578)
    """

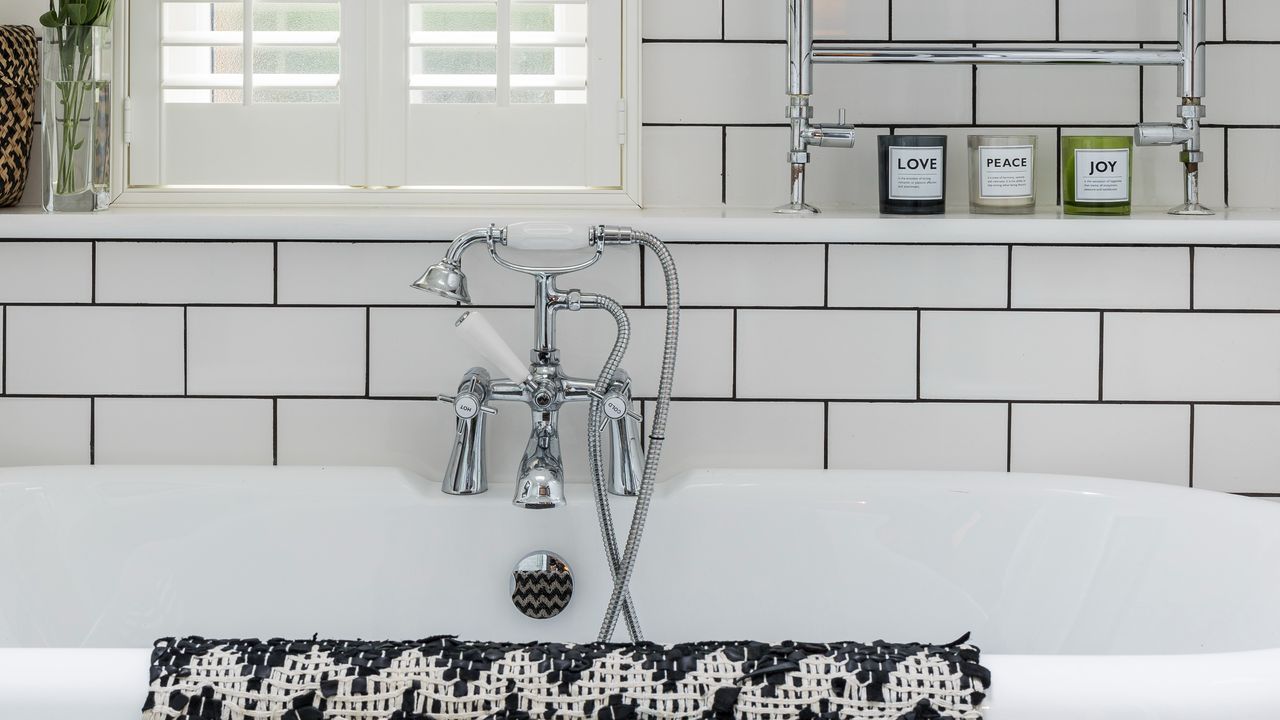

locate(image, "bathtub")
(1, 465), (1277, 719)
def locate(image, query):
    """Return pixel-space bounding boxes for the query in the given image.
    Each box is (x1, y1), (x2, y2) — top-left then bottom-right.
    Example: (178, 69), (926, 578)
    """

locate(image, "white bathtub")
(1, 465), (1277, 719)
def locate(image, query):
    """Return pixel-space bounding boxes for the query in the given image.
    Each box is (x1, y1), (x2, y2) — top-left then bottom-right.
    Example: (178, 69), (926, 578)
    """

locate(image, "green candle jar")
(1062, 135), (1132, 216)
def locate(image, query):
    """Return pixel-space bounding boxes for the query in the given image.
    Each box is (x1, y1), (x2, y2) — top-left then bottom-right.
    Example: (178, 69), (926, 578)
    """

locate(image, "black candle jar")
(878, 135), (947, 215)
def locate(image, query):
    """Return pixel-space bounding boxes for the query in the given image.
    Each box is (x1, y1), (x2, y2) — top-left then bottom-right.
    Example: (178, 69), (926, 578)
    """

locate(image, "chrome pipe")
(785, 0), (811, 96)
(1179, 0), (1207, 99)
(812, 46), (1184, 66)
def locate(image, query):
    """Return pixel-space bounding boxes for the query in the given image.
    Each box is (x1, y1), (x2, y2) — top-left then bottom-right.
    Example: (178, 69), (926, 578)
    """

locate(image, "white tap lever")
(503, 222), (592, 251)
(455, 311), (531, 384)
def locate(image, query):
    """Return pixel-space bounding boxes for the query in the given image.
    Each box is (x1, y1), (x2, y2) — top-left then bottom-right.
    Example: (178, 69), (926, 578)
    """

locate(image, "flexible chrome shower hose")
(587, 231), (680, 642)
(584, 293), (642, 640)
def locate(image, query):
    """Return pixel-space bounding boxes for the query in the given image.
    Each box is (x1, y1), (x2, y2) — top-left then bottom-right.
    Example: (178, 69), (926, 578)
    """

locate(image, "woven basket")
(0, 26), (38, 208)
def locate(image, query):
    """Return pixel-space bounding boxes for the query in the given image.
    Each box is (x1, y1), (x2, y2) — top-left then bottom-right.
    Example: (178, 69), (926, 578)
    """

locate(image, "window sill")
(2, 206), (1279, 245)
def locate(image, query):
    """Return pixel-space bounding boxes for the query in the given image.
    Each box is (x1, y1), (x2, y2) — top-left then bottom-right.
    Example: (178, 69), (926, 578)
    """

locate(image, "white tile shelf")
(2, 206), (1280, 244)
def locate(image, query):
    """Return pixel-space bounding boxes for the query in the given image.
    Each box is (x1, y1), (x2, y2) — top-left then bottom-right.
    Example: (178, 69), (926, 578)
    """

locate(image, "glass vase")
(42, 25), (111, 213)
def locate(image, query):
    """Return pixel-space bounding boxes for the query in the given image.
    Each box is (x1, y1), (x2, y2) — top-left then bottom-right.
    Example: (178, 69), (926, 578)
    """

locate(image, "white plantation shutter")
(127, 0), (626, 193)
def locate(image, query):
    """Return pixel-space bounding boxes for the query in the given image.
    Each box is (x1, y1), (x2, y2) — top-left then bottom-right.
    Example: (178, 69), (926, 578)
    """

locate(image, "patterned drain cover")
(510, 550), (573, 619)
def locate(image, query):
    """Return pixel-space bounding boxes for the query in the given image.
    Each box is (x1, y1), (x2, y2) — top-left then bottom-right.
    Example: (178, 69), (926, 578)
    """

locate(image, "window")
(124, 0), (637, 203)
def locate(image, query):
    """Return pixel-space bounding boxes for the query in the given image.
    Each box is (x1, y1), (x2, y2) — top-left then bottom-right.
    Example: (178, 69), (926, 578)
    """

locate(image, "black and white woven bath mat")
(142, 635), (990, 720)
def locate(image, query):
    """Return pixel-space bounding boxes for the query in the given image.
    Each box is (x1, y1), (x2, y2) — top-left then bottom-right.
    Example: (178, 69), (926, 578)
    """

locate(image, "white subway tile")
(644, 0), (720, 39)
(736, 310), (916, 399)
(1195, 248), (1280, 310)
(725, 0), (888, 41)
(1227, 0), (1280, 40)
(724, 126), (885, 210)
(1010, 403), (1190, 485)
(921, 311), (1099, 400)
(978, 58), (1139, 125)
(828, 402), (1008, 471)
(94, 398), (273, 465)
(6, 307), (184, 394)
(0, 398), (90, 466)
(1225, 129), (1280, 209)
(828, 245), (1008, 308)
(641, 127), (723, 208)
(277, 399), (440, 477)
(1060, 0), (1223, 41)
(1012, 246), (1190, 309)
(644, 244), (825, 307)
(1205, 45), (1280, 125)
(278, 242), (451, 305)
(643, 43), (780, 124)
(187, 307), (366, 396)
(893, 0), (1055, 40)
(816, 60), (973, 125)
(1193, 405), (1280, 493)
(644, 43), (971, 125)
(96, 242), (274, 304)
(0, 242), (92, 303)
(643, 401), (825, 477)
(1104, 313), (1280, 401)
(371, 307), (732, 398)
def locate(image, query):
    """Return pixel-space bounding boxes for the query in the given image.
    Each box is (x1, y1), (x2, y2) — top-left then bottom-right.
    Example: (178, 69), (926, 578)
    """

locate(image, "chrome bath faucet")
(412, 223), (644, 509)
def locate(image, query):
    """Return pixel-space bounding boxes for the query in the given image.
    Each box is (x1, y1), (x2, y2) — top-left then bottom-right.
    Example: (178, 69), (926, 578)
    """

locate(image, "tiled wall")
(3, 239), (1280, 498)
(642, 0), (1280, 210)
(2, 1), (1278, 208)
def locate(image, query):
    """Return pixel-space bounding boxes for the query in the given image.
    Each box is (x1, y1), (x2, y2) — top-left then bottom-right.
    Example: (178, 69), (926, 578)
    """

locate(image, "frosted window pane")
(253, 88), (341, 103)
(412, 89), (497, 104)
(254, 47), (340, 75)
(511, 4), (553, 32)
(253, 2), (339, 32)
(414, 3), (497, 32)
(418, 48), (497, 75)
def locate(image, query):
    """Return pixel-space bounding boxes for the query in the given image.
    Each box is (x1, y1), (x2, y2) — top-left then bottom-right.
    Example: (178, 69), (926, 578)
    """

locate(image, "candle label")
(889, 146), (945, 201)
(1074, 148), (1130, 203)
(978, 145), (1035, 199)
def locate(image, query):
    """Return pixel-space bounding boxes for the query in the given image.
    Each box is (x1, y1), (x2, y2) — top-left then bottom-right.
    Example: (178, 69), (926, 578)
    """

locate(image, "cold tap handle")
(455, 311), (531, 384)
(1135, 122), (1194, 146)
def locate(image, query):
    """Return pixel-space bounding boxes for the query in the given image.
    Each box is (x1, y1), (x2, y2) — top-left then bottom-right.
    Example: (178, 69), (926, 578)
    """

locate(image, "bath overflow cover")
(510, 551), (573, 619)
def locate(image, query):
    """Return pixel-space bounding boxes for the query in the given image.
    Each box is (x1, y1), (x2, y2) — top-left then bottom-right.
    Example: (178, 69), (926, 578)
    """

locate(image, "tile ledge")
(2, 206), (1280, 244)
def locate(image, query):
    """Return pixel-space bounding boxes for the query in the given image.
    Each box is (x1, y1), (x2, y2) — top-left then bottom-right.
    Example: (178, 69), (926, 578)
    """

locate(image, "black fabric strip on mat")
(144, 634), (990, 720)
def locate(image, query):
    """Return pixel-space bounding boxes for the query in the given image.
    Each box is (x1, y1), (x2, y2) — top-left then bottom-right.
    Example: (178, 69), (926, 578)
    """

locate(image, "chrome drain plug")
(510, 551), (573, 619)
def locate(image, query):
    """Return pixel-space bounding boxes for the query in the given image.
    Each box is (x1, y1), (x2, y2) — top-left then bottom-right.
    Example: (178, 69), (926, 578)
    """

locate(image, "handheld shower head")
(412, 261), (471, 304)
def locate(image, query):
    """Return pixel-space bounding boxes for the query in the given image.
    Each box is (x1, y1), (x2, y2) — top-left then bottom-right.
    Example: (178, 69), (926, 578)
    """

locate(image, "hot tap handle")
(503, 222), (593, 251)
(837, 107), (847, 125)
(438, 394), (497, 420)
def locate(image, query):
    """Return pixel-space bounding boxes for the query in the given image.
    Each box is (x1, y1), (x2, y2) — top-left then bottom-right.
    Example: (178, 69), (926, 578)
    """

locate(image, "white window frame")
(108, 0), (641, 208)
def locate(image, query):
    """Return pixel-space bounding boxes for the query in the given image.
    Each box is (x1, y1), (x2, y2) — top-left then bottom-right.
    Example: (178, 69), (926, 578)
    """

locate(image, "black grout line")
(364, 307), (372, 397)
(1054, 0), (1060, 41)
(1189, 247), (1196, 309)
(88, 397), (95, 465)
(720, 0), (725, 41)
(730, 309), (738, 399)
(721, 125), (728, 205)
(1055, 128), (1063, 206)
(822, 401), (830, 470)
(1005, 403), (1013, 472)
(970, 45), (978, 125)
(6, 392), (1280, 407)
(887, 0), (893, 42)
(822, 244), (830, 307)
(1, 305), (5, 395)
(1223, 128), (1230, 208)
(90, 242), (96, 303)
(272, 242), (279, 305)
(638, 248), (646, 306)
(272, 399), (279, 466)
(914, 310), (922, 400)
(1006, 246), (1013, 308)
(1097, 312), (1105, 401)
(182, 307), (188, 396)
(1222, 0), (1228, 42)
(1188, 403), (1196, 488)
